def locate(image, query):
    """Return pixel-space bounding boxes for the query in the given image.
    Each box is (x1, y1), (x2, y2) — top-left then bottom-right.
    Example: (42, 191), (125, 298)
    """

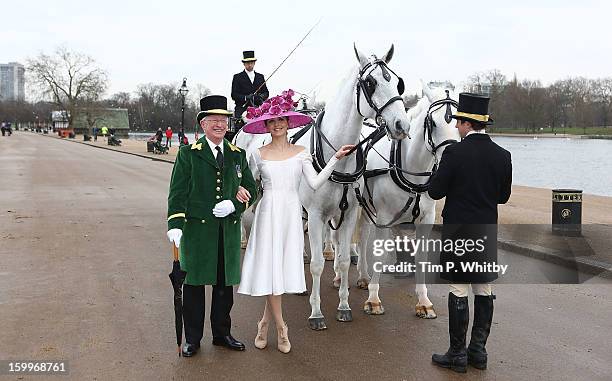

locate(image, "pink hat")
(242, 89), (313, 134)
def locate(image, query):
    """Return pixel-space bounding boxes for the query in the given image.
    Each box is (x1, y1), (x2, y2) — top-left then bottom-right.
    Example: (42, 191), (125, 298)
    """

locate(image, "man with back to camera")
(428, 92), (512, 373)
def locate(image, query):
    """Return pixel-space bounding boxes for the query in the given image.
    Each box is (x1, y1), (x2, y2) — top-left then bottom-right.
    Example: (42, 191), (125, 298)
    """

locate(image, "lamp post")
(178, 78), (189, 140)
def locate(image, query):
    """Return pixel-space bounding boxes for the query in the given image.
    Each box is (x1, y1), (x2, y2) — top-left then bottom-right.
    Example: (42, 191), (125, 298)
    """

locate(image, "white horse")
(355, 84), (460, 318)
(294, 44), (411, 330)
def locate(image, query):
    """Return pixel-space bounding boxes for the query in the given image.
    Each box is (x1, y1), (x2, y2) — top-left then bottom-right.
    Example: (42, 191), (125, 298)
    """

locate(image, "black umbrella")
(168, 245), (187, 356)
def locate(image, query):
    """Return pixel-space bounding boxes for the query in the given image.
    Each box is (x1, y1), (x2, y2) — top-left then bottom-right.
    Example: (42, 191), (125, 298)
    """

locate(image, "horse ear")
(421, 80), (434, 101)
(354, 43), (368, 67)
(382, 44), (395, 64)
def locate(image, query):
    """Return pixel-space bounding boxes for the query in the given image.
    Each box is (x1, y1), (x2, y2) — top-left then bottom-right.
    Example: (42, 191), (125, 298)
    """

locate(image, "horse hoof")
(336, 309), (353, 322)
(241, 240), (247, 249)
(308, 317), (327, 331)
(415, 304), (437, 319)
(350, 256), (358, 265)
(303, 255), (310, 264)
(323, 250), (335, 261)
(356, 278), (369, 289)
(364, 301), (385, 315)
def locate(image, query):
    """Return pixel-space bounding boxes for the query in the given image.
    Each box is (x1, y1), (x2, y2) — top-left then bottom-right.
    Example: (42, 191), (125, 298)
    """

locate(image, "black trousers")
(183, 229), (233, 344)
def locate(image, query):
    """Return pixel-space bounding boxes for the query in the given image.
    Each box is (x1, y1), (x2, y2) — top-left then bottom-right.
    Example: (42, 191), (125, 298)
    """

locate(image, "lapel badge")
(236, 164), (242, 178)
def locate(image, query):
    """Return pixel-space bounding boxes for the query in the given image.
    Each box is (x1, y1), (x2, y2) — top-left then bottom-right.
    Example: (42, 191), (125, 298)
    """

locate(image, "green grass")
(489, 126), (612, 135)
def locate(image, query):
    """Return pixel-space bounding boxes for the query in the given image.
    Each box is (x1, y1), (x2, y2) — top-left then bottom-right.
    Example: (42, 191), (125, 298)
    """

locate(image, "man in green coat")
(166, 95), (257, 357)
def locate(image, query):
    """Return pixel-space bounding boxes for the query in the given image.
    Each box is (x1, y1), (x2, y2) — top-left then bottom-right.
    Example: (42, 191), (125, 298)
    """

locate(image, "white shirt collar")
(466, 129), (487, 137)
(245, 69), (255, 83)
(205, 137), (224, 155)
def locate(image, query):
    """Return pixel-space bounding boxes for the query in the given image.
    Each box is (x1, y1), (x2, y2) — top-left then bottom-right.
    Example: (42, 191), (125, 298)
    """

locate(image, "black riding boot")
(432, 293), (469, 373)
(467, 294), (495, 369)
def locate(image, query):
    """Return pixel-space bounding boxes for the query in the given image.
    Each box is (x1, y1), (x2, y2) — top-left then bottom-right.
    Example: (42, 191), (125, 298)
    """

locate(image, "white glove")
(167, 229), (183, 248)
(213, 200), (236, 218)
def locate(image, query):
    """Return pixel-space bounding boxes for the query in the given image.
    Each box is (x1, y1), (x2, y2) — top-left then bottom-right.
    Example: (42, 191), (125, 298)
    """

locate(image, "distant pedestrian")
(178, 127), (185, 143)
(155, 128), (163, 143)
(93, 126), (98, 141)
(165, 126), (173, 147)
(101, 126), (109, 140)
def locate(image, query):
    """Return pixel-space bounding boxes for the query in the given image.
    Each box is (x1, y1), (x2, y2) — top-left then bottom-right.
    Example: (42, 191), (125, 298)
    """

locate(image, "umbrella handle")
(173, 245), (179, 261)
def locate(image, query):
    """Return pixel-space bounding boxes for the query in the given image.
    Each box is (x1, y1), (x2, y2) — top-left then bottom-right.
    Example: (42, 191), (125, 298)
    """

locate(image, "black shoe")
(432, 293), (469, 373)
(181, 342), (200, 357)
(467, 294), (495, 370)
(212, 335), (245, 351)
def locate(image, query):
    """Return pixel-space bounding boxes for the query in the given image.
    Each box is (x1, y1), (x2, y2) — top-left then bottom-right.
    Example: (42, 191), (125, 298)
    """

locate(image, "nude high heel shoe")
(255, 320), (268, 349)
(277, 323), (291, 353)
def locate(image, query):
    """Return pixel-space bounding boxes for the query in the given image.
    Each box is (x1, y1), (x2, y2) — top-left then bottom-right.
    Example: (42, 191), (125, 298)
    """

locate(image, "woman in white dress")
(235, 90), (354, 353)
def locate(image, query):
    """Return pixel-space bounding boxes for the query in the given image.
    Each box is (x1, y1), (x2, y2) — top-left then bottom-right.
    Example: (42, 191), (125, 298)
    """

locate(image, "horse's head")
(354, 44), (411, 140)
(421, 83), (461, 158)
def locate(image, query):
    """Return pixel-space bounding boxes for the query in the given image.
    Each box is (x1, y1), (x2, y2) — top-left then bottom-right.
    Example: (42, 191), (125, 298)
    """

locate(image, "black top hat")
(197, 95), (233, 123)
(242, 50), (257, 62)
(451, 92), (494, 125)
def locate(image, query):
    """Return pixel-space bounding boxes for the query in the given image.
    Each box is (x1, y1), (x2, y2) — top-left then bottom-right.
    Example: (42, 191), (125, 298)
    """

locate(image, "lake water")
(129, 133), (612, 197)
(491, 136), (611, 197)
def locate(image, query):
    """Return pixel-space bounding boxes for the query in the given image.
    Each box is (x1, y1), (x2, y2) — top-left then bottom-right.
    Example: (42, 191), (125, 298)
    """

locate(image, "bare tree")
(27, 46), (108, 128)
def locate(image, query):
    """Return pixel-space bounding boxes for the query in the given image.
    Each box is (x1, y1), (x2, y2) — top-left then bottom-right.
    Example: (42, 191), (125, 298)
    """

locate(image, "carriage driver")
(231, 50), (270, 120)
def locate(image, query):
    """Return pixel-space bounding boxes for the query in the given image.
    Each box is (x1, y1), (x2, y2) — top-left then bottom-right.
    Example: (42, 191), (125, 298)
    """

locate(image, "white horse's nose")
(395, 120), (410, 139)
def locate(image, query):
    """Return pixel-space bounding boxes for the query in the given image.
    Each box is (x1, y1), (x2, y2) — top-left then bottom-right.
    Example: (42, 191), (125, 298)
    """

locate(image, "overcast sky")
(3, 0), (610, 103)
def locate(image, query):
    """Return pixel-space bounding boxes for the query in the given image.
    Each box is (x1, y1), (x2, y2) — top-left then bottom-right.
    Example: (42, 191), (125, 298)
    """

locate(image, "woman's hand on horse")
(335, 145), (356, 159)
(236, 186), (251, 203)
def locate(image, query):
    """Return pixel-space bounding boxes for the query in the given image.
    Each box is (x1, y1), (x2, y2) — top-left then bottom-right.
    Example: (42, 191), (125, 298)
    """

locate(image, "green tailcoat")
(167, 137), (257, 286)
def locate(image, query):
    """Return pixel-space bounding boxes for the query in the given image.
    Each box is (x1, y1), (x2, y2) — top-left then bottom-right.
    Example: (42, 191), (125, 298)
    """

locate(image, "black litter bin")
(147, 141), (155, 152)
(552, 189), (582, 236)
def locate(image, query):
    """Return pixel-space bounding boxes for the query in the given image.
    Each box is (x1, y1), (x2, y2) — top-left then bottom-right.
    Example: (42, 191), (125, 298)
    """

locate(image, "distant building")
(51, 111), (70, 129)
(0, 62), (26, 101)
(469, 82), (493, 97)
(428, 81), (455, 91)
(50, 108), (130, 137)
(72, 108), (130, 138)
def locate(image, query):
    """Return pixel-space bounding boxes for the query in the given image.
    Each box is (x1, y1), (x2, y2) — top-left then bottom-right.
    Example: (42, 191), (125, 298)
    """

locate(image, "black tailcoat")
(428, 133), (512, 283)
(230, 71), (269, 117)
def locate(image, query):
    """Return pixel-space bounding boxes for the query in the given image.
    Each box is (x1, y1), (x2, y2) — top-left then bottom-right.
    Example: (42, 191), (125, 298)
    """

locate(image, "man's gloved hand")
(167, 228), (183, 248)
(253, 93), (264, 105)
(213, 200), (236, 218)
(245, 93), (255, 105)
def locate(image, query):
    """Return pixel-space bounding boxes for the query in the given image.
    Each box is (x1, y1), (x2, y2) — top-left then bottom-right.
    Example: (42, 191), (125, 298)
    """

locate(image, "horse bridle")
(356, 58), (406, 132)
(424, 90), (459, 156)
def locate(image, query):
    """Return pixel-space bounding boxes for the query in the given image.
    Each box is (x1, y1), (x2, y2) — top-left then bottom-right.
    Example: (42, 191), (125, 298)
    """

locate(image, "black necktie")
(215, 146), (223, 168)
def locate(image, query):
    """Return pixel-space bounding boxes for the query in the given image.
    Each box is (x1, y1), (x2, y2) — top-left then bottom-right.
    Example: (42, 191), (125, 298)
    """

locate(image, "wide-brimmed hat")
(242, 89), (312, 134)
(242, 50), (257, 63)
(451, 92), (494, 125)
(196, 95), (233, 123)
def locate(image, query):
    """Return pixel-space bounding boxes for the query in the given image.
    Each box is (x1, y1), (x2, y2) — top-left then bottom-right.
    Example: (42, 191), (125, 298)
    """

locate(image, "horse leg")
(414, 211), (437, 319)
(356, 216), (372, 289)
(335, 210), (357, 322)
(364, 225), (387, 315)
(324, 225), (335, 261)
(307, 214), (327, 330)
(350, 209), (362, 265)
(330, 223), (342, 289)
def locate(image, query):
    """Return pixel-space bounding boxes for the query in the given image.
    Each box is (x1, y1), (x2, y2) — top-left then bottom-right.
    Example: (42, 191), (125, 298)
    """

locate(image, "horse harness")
(291, 59), (409, 231)
(356, 91), (459, 228)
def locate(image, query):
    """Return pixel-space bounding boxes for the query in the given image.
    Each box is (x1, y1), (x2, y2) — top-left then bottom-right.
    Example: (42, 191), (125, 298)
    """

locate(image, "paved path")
(1, 132), (611, 380)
